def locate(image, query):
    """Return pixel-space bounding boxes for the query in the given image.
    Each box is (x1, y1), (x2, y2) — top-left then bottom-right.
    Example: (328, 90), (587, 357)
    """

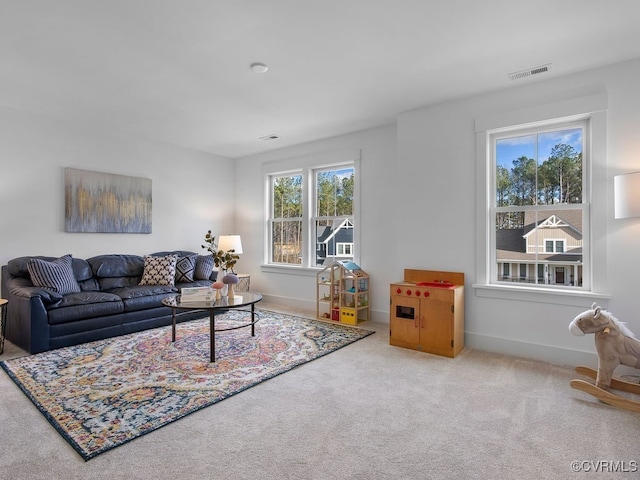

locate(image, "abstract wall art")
(64, 168), (152, 233)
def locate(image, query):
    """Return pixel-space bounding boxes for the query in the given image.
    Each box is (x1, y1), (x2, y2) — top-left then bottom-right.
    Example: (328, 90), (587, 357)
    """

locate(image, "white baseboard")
(465, 332), (598, 367)
(466, 332), (640, 377)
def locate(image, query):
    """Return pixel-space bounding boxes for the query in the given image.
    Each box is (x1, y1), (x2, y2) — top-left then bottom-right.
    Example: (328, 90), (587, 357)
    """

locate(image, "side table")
(236, 274), (250, 292)
(0, 299), (7, 355)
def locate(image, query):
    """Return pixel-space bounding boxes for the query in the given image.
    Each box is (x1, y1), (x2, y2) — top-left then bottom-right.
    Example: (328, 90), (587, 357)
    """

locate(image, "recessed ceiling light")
(250, 62), (269, 73)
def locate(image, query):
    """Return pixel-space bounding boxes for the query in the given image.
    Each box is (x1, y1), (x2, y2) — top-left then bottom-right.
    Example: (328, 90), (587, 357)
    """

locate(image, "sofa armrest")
(8, 281), (63, 305)
(1, 266), (53, 353)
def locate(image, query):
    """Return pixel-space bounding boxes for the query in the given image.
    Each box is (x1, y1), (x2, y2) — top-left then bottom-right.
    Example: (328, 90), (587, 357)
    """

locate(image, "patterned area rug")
(0, 310), (373, 460)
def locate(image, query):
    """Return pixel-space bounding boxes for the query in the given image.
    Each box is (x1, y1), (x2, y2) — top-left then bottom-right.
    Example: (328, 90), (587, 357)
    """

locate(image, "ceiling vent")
(259, 134), (280, 141)
(508, 63), (552, 81)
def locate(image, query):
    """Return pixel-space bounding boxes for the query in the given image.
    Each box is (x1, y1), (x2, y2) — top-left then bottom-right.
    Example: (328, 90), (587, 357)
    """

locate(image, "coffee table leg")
(251, 303), (256, 337)
(210, 309), (216, 362)
(171, 308), (176, 342)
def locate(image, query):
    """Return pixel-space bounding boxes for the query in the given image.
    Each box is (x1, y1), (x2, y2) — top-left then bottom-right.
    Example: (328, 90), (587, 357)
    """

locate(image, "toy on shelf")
(568, 303), (640, 412)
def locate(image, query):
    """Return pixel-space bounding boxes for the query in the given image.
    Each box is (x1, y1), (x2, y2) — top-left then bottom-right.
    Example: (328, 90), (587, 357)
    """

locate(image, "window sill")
(261, 264), (320, 277)
(472, 283), (611, 307)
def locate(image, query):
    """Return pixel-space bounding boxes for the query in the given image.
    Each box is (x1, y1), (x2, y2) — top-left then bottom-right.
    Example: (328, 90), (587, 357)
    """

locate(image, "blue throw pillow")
(194, 255), (214, 280)
(27, 254), (81, 295)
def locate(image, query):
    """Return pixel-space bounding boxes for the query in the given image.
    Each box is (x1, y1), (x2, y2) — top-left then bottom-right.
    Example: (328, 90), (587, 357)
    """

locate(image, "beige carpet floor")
(1, 303), (639, 479)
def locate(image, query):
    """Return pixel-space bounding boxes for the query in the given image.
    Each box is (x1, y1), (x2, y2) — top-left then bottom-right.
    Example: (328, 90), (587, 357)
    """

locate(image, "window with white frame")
(270, 173), (303, 264)
(544, 239), (565, 253)
(266, 151), (359, 268)
(336, 242), (353, 256)
(492, 121), (586, 287)
(314, 166), (354, 266)
(489, 120), (589, 287)
(475, 94), (609, 301)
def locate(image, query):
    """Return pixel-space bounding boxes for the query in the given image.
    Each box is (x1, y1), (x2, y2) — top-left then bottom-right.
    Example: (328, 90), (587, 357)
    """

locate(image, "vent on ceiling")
(508, 63), (552, 81)
(259, 134), (280, 141)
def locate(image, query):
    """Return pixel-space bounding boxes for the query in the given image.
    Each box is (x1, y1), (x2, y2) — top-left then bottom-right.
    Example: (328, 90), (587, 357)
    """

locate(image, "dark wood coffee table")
(162, 292), (263, 362)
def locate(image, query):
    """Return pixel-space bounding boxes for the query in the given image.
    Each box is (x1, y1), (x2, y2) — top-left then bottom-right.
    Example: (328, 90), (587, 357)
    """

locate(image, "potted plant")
(201, 230), (240, 272)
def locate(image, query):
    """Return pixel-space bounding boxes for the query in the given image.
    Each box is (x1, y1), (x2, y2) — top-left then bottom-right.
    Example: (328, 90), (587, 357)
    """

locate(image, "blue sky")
(318, 167), (354, 179)
(496, 127), (582, 169)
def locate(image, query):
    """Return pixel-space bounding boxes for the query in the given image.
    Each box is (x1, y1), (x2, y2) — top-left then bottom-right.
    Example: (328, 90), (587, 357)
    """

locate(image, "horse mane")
(599, 308), (638, 339)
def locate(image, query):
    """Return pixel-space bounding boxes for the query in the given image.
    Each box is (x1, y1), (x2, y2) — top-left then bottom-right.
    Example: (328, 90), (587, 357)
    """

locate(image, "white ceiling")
(3, 0), (640, 159)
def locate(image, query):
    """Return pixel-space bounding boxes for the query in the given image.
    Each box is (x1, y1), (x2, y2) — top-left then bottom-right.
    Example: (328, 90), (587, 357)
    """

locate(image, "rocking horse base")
(571, 366), (640, 413)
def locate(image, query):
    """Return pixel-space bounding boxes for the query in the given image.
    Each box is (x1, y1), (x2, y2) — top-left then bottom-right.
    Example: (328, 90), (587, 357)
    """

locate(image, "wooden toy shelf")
(316, 261), (369, 325)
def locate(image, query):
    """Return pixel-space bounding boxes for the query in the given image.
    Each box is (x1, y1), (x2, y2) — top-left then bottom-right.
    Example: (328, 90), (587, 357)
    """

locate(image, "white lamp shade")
(614, 172), (640, 219)
(217, 235), (243, 254)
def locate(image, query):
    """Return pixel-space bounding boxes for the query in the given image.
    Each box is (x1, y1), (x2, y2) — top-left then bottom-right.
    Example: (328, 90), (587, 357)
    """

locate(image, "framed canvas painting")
(64, 168), (152, 233)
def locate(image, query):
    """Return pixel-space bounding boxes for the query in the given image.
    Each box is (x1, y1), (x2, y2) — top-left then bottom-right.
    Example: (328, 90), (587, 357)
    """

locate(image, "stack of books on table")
(180, 286), (214, 303)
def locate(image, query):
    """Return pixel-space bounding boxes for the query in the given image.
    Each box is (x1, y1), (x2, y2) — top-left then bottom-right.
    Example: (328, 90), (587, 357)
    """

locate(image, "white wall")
(236, 57), (640, 367)
(0, 105), (234, 269)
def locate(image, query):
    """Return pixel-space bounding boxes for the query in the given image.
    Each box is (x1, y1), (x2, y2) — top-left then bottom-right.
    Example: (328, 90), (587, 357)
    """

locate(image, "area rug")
(0, 310), (373, 460)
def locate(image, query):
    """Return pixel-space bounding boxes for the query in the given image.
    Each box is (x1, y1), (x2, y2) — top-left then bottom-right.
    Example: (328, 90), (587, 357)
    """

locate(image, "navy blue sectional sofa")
(1, 251), (217, 354)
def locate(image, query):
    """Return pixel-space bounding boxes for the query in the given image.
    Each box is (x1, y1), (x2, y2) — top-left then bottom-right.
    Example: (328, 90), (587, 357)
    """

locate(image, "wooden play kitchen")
(390, 269), (464, 357)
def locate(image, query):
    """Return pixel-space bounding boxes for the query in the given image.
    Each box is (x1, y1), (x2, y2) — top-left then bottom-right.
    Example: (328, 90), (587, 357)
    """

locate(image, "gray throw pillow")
(27, 254), (81, 295)
(194, 255), (214, 280)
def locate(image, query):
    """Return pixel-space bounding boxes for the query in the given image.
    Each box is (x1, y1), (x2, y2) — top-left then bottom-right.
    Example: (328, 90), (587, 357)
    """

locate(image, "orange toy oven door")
(390, 294), (420, 350)
(420, 287), (455, 356)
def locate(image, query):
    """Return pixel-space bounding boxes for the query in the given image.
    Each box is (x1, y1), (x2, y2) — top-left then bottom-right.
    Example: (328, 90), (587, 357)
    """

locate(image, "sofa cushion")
(8, 255), (91, 281)
(139, 255), (177, 286)
(47, 291), (124, 324)
(111, 284), (177, 300)
(194, 255), (214, 280)
(72, 257), (94, 282)
(78, 278), (100, 291)
(174, 254), (197, 283)
(27, 254), (81, 295)
(88, 254), (145, 278)
(109, 285), (177, 312)
(87, 254), (144, 290)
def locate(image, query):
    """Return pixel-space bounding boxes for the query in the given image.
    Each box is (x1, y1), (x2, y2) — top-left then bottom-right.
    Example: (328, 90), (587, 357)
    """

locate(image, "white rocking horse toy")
(568, 303), (640, 412)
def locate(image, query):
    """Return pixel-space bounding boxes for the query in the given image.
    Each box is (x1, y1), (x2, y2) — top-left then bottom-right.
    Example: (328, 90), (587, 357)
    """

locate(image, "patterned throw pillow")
(194, 255), (214, 280)
(27, 254), (81, 295)
(139, 255), (178, 286)
(174, 254), (197, 283)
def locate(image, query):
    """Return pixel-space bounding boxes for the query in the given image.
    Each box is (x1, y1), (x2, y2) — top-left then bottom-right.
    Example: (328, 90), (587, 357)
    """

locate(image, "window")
(265, 150), (360, 269)
(336, 243), (353, 256)
(502, 263), (510, 278)
(544, 239), (565, 253)
(493, 122), (585, 287)
(475, 94), (609, 302)
(313, 167), (355, 266)
(270, 174), (303, 264)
